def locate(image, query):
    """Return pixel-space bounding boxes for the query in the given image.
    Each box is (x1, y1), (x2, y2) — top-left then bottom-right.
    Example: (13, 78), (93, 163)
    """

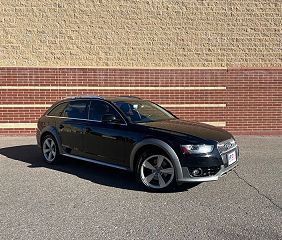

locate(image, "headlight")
(181, 144), (214, 154)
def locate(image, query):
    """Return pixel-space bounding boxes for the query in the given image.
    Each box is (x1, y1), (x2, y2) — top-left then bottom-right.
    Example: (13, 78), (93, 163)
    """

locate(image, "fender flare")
(129, 138), (183, 181)
(40, 126), (63, 154)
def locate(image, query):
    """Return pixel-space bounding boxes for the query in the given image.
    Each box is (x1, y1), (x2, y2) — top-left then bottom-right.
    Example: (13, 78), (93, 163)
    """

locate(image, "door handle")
(85, 127), (91, 133)
(59, 124), (64, 129)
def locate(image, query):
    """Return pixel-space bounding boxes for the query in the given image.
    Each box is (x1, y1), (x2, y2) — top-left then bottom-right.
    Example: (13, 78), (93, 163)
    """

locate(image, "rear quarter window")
(47, 102), (68, 117)
(62, 100), (89, 119)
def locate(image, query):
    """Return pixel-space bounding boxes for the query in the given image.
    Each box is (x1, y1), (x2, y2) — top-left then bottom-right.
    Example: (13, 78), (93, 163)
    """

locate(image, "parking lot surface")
(0, 136), (281, 240)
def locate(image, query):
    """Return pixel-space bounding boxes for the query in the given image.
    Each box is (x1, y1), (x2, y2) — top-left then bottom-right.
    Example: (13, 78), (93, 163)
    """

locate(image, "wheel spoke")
(43, 148), (50, 154)
(157, 156), (164, 168)
(144, 173), (155, 183)
(51, 150), (56, 156)
(158, 174), (166, 188)
(160, 167), (174, 175)
(48, 151), (52, 161)
(50, 140), (55, 148)
(142, 161), (156, 170)
(46, 140), (51, 148)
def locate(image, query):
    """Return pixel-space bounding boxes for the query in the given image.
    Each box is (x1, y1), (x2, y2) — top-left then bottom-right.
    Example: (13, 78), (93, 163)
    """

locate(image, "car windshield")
(113, 99), (176, 123)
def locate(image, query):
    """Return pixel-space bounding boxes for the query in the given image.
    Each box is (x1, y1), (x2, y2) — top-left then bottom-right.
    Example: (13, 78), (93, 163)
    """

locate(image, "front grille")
(217, 139), (237, 154)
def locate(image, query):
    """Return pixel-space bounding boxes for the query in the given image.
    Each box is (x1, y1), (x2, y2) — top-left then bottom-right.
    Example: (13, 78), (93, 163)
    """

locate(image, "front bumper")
(177, 143), (239, 183)
(178, 160), (238, 182)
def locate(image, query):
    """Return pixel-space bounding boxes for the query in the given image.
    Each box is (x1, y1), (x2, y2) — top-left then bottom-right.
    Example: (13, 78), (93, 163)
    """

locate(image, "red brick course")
(0, 67), (281, 135)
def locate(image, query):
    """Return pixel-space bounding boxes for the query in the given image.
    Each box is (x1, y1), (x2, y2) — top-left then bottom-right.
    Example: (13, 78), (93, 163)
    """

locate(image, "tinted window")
(89, 100), (123, 122)
(47, 102), (68, 117)
(114, 100), (175, 123)
(62, 100), (89, 119)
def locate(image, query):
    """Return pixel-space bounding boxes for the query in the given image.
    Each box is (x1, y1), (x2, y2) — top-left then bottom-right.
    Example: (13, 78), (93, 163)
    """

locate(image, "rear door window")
(62, 100), (90, 119)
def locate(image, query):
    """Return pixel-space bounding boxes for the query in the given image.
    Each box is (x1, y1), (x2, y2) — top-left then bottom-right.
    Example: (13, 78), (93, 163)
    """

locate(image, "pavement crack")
(234, 170), (282, 211)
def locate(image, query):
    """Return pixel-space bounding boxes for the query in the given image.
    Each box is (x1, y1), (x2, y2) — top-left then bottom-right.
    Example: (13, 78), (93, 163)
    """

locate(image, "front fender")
(129, 138), (183, 181)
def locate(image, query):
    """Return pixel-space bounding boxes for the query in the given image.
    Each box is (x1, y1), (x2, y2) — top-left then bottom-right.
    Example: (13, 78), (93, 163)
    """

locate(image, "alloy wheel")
(140, 154), (175, 189)
(43, 137), (57, 162)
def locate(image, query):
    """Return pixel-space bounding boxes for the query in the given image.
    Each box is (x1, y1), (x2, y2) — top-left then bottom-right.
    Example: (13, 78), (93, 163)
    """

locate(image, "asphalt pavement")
(0, 136), (281, 240)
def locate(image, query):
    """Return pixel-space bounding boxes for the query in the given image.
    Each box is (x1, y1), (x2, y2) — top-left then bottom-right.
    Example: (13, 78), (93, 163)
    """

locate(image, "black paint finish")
(37, 96), (234, 172)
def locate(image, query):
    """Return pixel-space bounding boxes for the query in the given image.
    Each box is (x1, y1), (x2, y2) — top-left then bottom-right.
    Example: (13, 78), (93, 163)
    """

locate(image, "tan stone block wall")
(0, 0), (281, 67)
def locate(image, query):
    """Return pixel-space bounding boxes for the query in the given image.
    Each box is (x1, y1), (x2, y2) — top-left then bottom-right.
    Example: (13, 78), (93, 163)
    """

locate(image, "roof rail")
(65, 95), (104, 100)
(118, 95), (141, 99)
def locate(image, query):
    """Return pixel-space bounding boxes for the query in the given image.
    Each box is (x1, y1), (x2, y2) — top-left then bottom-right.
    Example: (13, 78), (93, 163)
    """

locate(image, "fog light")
(192, 168), (203, 177)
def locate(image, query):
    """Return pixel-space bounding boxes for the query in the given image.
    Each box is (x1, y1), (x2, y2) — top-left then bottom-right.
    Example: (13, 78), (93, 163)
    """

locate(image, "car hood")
(139, 119), (232, 142)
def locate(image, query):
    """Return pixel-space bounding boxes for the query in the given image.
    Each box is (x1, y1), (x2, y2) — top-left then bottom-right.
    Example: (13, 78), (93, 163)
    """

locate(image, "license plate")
(228, 151), (237, 165)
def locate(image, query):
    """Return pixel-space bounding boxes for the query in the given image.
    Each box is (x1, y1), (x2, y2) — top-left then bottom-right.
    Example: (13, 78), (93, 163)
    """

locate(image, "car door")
(57, 100), (90, 156)
(82, 100), (128, 165)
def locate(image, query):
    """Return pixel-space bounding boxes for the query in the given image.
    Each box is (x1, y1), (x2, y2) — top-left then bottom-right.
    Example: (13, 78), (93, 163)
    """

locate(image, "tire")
(41, 134), (60, 164)
(136, 150), (176, 192)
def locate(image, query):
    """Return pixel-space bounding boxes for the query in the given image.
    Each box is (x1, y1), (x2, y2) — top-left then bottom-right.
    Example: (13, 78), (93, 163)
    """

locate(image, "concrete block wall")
(0, 0), (281, 67)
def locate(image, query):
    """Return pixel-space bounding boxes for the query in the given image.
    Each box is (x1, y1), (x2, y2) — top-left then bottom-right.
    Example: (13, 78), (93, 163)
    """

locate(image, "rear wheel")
(42, 135), (60, 164)
(137, 151), (176, 191)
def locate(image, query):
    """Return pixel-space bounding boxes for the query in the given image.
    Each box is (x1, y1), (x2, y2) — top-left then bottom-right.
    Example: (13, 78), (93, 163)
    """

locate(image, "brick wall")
(0, 67), (281, 135)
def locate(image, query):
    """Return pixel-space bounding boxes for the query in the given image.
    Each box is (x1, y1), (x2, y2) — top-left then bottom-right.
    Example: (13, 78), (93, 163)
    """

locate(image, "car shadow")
(0, 145), (199, 193)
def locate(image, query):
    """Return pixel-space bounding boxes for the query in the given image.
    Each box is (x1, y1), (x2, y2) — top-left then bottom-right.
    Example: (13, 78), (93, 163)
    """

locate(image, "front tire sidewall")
(42, 135), (60, 164)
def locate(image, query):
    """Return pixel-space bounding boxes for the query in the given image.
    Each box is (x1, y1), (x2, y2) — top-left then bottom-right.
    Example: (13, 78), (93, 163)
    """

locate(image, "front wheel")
(42, 135), (60, 164)
(137, 151), (176, 191)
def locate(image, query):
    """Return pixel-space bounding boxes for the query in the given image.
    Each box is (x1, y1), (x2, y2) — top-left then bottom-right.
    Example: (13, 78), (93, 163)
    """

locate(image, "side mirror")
(102, 114), (121, 124)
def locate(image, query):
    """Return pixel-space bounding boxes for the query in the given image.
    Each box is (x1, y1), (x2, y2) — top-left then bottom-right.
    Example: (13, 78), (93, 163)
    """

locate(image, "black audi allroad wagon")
(37, 96), (239, 191)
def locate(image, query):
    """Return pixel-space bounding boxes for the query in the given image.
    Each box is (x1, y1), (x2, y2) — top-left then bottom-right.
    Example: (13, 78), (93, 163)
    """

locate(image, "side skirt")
(62, 153), (130, 171)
